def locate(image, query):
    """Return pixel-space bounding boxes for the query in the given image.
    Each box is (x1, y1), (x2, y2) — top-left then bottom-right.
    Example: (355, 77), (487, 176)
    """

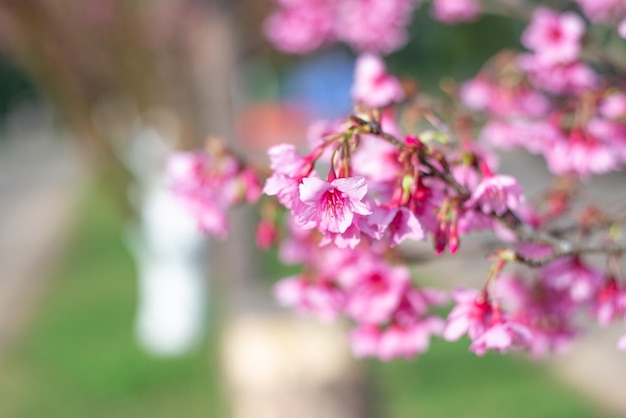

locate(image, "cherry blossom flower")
(350, 324), (382, 358)
(334, 0), (418, 54)
(377, 318), (444, 361)
(443, 288), (492, 341)
(521, 8), (585, 65)
(351, 54), (404, 108)
(576, 0), (625, 23)
(466, 174), (524, 216)
(264, 1), (335, 54)
(297, 176), (371, 233)
(274, 275), (345, 322)
(469, 314), (533, 355)
(344, 261), (410, 324)
(541, 256), (603, 303)
(168, 151), (242, 238)
(431, 0), (481, 24)
(593, 279), (626, 326)
(361, 206), (424, 246)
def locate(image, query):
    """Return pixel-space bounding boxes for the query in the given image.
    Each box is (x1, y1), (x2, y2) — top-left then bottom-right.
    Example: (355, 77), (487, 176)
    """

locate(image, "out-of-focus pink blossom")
(576, 0), (624, 23)
(265, 0), (419, 54)
(352, 54), (404, 108)
(377, 317), (444, 361)
(466, 174), (524, 216)
(264, 2), (335, 54)
(444, 288), (491, 341)
(545, 128), (622, 178)
(431, 0), (481, 24)
(521, 8), (585, 65)
(335, 0), (418, 54)
(469, 316), (533, 355)
(600, 93), (626, 119)
(274, 276), (345, 322)
(168, 151), (244, 238)
(459, 77), (492, 112)
(593, 279), (626, 326)
(542, 256), (603, 303)
(344, 261), (410, 324)
(350, 324), (382, 358)
(517, 55), (598, 95)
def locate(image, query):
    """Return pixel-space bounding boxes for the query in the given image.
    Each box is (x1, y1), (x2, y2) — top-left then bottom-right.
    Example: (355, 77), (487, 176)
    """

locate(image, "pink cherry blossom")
(466, 174), (524, 216)
(297, 176), (371, 233)
(263, 143), (315, 210)
(351, 54), (404, 108)
(264, 1), (335, 54)
(544, 128), (622, 178)
(274, 275), (345, 322)
(344, 261), (410, 324)
(350, 324), (382, 358)
(377, 317), (444, 361)
(459, 77), (492, 112)
(593, 279), (626, 326)
(361, 206), (424, 246)
(576, 0), (625, 23)
(443, 288), (492, 341)
(334, 0), (418, 54)
(541, 256), (603, 303)
(517, 55), (598, 95)
(431, 0), (481, 24)
(521, 8), (585, 65)
(469, 315), (533, 356)
(167, 151), (242, 238)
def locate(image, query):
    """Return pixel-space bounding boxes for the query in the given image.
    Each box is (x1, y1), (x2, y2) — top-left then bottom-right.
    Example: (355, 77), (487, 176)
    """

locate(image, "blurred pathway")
(0, 127), (83, 351)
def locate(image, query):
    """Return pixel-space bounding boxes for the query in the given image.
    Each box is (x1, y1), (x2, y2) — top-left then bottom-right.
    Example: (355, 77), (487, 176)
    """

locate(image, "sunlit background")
(0, 1), (622, 417)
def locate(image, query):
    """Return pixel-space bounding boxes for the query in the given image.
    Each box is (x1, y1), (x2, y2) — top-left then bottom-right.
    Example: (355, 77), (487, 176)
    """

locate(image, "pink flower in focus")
(466, 174), (524, 216)
(521, 8), (585, 65)
(297, 176), (371, 233)
(352, 54), (404, 108)
(431, 0), (481, 24)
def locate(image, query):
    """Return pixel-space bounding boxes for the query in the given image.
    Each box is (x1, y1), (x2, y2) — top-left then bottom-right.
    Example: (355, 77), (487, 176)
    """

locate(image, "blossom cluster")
(167, 145), (261, 239)
(169, 0), (626, 361)
(264, 0), (482, 55)
(462, 7), (626, 178)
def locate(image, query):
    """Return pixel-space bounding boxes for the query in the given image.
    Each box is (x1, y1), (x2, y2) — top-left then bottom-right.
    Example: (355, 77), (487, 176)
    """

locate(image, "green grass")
(372, 338), (601, 418)
(0, 192), (221, 418)
(0, 189), (604, 417)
